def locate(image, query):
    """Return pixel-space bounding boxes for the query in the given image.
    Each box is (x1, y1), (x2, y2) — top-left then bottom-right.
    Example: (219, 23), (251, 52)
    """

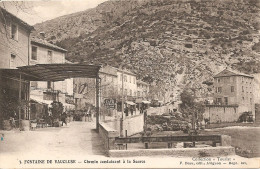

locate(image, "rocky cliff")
(33, 0), (260, 101)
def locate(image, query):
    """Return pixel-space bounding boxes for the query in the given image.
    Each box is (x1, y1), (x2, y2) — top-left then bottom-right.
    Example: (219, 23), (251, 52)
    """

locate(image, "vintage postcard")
(0, 0), (259, 168)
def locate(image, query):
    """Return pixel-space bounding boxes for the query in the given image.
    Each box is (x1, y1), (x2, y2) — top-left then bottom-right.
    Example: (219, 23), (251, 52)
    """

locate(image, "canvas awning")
(0, 63), (101, 82)
(16, 63), (101, 81)
(142, 101), (151, 104)
(125, 101), (135, 105)
(30, 98), (53, 106)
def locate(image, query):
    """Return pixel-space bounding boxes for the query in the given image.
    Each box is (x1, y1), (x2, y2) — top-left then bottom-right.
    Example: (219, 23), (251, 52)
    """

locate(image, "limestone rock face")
(33, 0), (260, 102)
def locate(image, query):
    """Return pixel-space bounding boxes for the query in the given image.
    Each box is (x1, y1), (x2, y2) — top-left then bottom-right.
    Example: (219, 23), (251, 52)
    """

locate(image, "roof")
(2, 63), (101, 81)
(0, 7), (34, 31)
(137, 80), (149, 86)
(117, 68), (136, 76)
(100, 65), (117, 77)
(214, 69), (253, 78)
(31, 37), (67, 53)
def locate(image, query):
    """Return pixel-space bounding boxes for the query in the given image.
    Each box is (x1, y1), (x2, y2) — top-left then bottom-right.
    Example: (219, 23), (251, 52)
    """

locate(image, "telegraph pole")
(120, 70), (124, 137)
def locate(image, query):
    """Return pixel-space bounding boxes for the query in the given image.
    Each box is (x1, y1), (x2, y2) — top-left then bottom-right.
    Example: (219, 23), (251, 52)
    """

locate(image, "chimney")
(39, 32), (45, 40)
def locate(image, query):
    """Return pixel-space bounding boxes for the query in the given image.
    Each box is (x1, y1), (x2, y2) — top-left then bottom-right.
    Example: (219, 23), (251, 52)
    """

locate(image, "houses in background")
(137, 80), (149, 100)
(73, 65), (118, 110)
(205, 69), (255, 123)
(73, 66), (151, 114)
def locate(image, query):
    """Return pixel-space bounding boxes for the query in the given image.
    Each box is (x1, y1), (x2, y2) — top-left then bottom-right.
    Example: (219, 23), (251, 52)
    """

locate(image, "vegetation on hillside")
(34, 0), (260, 101)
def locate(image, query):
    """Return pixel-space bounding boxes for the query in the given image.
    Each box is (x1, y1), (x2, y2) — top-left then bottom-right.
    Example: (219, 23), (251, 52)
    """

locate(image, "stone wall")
(104, 114), (144, 137)
(98, 122), (119, 154)
(205, 105), (240, 123)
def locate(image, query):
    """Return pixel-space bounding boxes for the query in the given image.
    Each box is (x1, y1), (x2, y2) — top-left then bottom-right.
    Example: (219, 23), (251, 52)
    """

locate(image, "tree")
(179, 88), (205, 122)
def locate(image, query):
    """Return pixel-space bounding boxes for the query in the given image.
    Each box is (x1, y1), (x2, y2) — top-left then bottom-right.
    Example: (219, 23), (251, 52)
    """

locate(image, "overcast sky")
(0, 0), (108, 25)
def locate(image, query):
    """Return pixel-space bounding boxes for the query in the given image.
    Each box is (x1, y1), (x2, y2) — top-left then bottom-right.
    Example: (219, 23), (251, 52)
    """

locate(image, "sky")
(0, 0), (108, 25)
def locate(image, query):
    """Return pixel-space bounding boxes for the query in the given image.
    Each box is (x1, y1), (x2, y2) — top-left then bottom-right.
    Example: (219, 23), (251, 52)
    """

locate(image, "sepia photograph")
(0, 0), (259, 168)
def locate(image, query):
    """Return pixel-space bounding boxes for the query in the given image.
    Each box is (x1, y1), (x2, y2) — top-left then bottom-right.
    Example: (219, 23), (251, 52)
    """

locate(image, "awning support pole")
(19, 73), (22, 128)
(96, 76), (100, 131)
(28, 81), (30, 120)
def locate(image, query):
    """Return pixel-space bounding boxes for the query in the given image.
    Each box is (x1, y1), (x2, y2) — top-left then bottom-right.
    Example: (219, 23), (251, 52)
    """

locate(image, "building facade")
(74, 65), (118, 110)
(117, 68), (137, 101)
(136, 80), (149, 100)
(29, 37), (74, 111)
(205, 69), (255, 123)
(0, 7), (34, 124)
(0, 7), (34, 69)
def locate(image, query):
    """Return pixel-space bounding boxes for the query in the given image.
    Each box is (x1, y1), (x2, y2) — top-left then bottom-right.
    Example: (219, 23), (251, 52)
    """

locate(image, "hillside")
(33, 0), (260, 101)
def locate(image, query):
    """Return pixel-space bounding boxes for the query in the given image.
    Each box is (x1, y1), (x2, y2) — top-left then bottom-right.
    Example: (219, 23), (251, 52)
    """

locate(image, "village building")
(74, 65), (118, 113)
(116, 68), (137, 101)
(205, 69), (255, 123)
(136, 80), (149, 100)
(251, 73), (260, 123)
(0, 7), (34, 125)
(29, 36), (74, 111)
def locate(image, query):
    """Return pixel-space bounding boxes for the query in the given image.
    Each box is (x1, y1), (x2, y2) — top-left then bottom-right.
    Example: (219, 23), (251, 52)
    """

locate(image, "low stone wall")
(104, 114), (144, 137)
(99, 122), (234, 157)
(109, 146), (235, 157)
(99, 122), (119, 154)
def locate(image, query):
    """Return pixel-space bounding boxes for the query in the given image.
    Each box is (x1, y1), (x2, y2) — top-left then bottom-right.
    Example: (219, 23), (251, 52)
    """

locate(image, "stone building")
(74, 65), (118, 110)
(136, 80), (149, 100)
(205, 69), (255, 123)
(0, 7), (34, 122)
(29, 37), (74, 111)
(116, 68), (137, 102)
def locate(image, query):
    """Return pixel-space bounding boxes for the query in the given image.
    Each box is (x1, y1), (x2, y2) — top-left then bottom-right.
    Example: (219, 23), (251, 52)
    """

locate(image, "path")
(0, 121), (105, 158)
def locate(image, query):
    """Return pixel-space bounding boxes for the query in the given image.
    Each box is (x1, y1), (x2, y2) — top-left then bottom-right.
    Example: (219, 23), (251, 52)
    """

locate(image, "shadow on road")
(91, 129), (106, 156)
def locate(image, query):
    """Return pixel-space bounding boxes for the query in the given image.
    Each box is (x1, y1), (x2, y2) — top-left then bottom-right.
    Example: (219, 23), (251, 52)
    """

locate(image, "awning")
(126, 101), (135, 105)
(30, 98), (53, 105)
(3, 63), (102, 82)
(142, 101), (151, 104)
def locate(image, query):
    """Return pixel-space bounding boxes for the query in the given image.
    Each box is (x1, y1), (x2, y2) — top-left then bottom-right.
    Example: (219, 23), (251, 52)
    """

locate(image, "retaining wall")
(99, 122), (119, 154)
(104, 114), (144, 137)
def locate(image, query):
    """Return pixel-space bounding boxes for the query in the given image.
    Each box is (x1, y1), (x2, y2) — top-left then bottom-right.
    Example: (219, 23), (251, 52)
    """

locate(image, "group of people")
(124, 106), (135, 116)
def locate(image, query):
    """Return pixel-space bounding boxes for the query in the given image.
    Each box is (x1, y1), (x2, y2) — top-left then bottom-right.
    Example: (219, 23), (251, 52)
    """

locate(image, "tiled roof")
(100, 65), (117, 76)
(214, 68), (253, 78)
(31, 37), (67, 53)
(137, 80), (149, 85)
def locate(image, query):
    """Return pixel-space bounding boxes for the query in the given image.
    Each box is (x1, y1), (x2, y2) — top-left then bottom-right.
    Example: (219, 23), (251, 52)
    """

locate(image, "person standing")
(61, 112), (67, 126)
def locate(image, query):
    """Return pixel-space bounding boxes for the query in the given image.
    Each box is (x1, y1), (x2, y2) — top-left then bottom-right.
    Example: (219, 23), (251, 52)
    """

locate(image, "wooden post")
(18, 73), (22, 128)
(28, 81), (30, 120)
(125, 130), (128, 150)
(96, 77), (100, 131)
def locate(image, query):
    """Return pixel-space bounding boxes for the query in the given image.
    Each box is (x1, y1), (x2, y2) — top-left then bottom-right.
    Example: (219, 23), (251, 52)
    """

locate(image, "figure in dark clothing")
(61, 112), (67, 126)
(130, 106), (134, 116)
(124, 107), (129, 117)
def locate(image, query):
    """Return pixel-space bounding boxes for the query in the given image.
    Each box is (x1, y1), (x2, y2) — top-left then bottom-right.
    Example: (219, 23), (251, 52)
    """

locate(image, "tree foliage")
(180, 88), (205, 121)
